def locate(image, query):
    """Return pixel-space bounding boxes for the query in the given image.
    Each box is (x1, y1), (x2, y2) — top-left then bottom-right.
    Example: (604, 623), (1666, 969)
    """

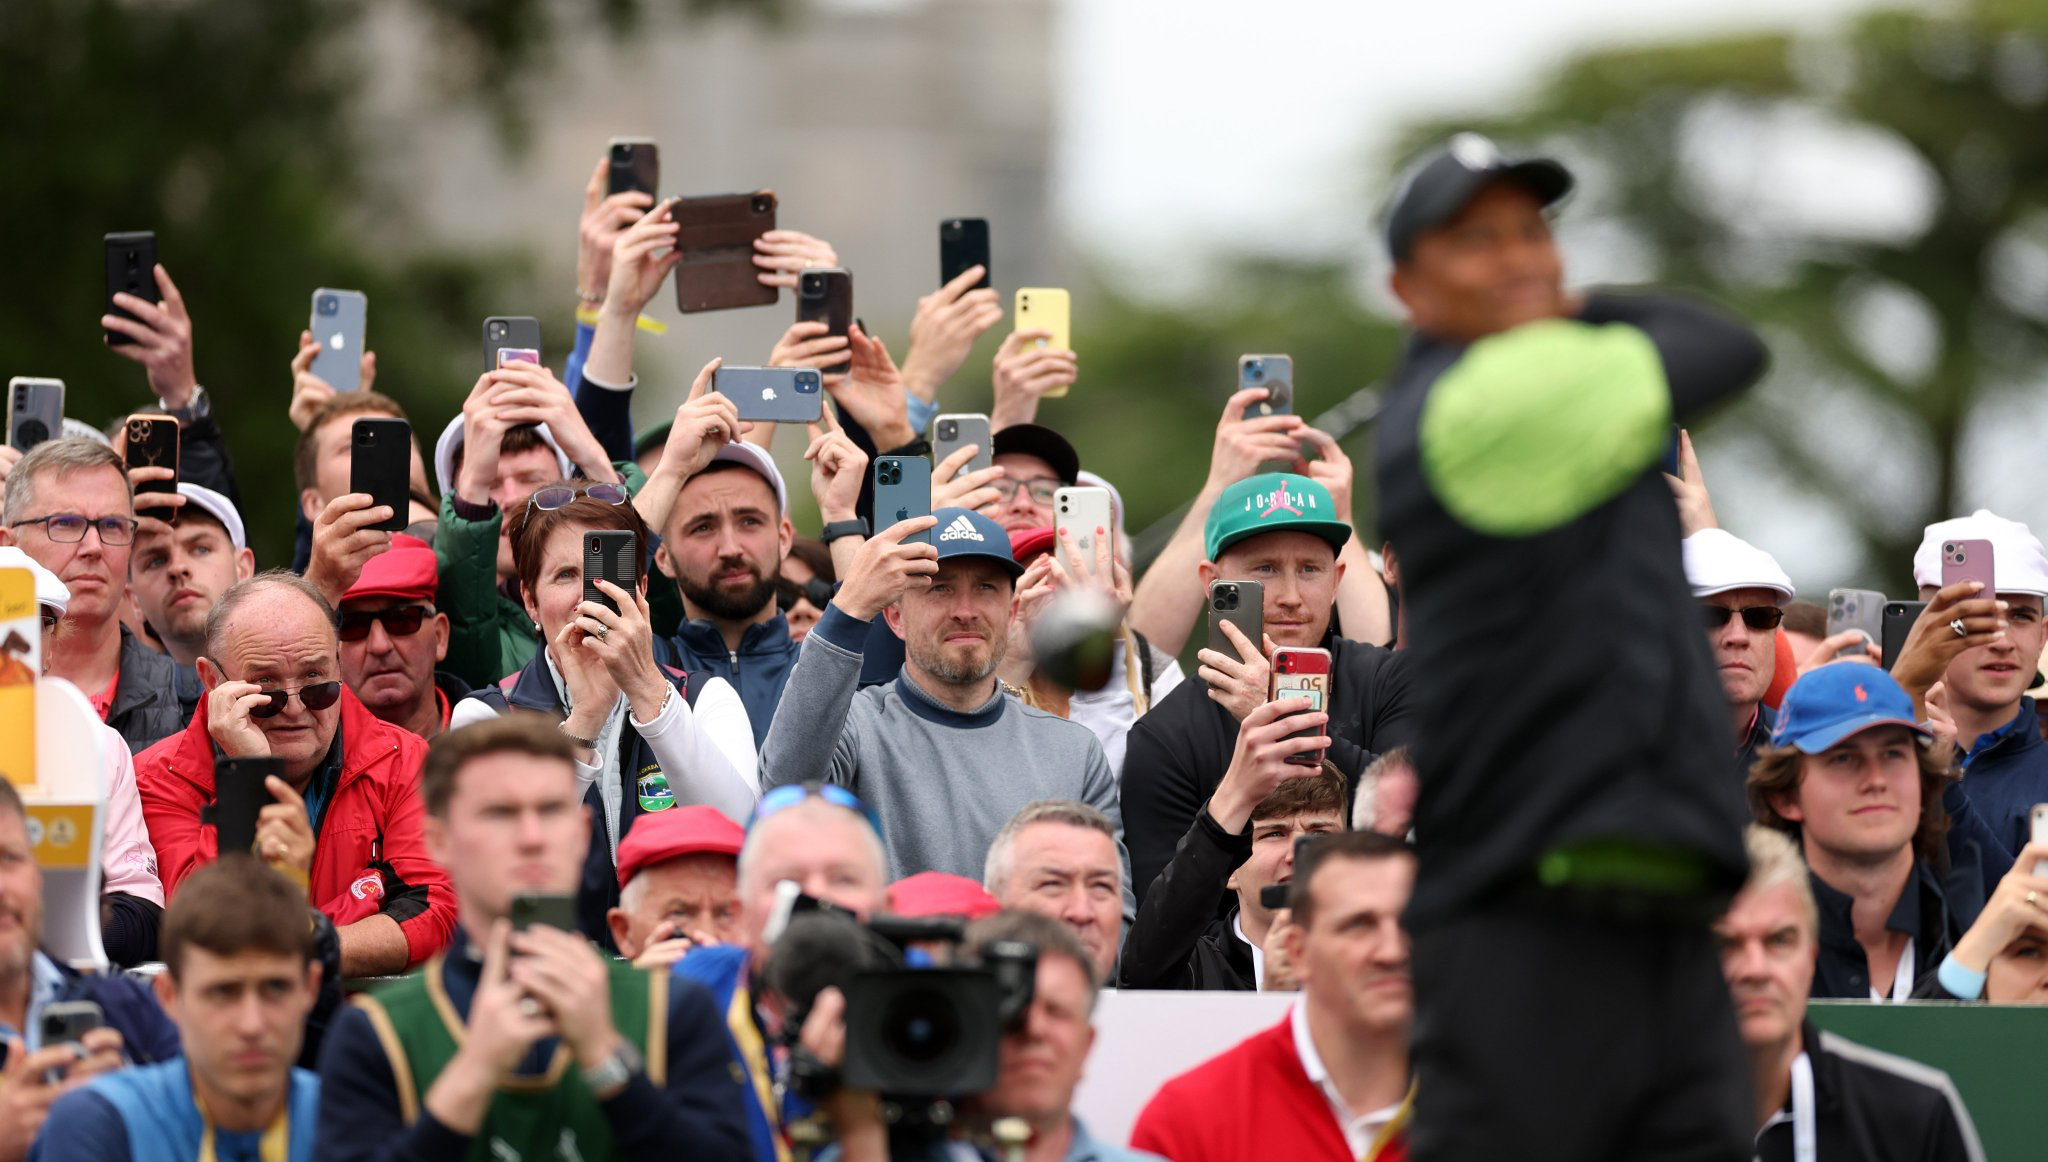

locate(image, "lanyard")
(1790, 1052), (1815, 1162)
(1868, 937), (1914, 1002)
(192, 1075), (291, 1162)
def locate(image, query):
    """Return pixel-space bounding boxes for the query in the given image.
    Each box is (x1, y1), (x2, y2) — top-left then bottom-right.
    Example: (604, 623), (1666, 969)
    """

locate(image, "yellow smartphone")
(1014, 287), (1071, 398)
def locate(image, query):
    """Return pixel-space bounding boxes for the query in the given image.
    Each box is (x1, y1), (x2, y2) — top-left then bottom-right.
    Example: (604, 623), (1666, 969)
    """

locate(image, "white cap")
(433, 416), (575, 497)
(175, 482), (246, 549)
(1683, 529), (1795, 606)
(1912, 509), (2048, 597)
(704, 441), (788, 515)
(61, 418), (111, 447)
(0, 546), (70, 617)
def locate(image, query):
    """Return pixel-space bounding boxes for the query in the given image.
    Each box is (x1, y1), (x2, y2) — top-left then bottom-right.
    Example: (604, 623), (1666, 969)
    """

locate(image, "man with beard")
(761, 507), (1130, 911)
(128, 483), (255, 667)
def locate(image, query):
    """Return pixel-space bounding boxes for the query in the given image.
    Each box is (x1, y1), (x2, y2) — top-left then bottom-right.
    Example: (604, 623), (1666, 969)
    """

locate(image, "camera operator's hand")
(257, 776), (317, 878)
(831, 516), (940, 621)
(102, 264), (198, 408)
(484, 362), (618, 485)
(930, 443), (1003, 517)
(289, 330), (377, 430)
(1209, 389), (1307, 490)
(901, 266), (1003, 403)
(305, 493), (395, 606)
(804, 406), (867, 525)
(990, 329), (1076, 431)
(510, 922), (623, 1070)
(1891, 581), (2007, 712)
(1261, 909), (1302, 992)
(1947, 842), (2048, 987)
(1206, 698), (1329, 834)
(827, 325), (915, 451)
(1663, 429), (1718, 537)
(753, 229), (839, 290)
(579, 158), (656, 307)
(429, 920), (556, 1135)
(1197, 618), (1274, 724)
(204, 679), (276, 760)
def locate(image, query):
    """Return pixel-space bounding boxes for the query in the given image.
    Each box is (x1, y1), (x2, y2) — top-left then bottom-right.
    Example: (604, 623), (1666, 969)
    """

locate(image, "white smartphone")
(310, 289), (368, 391)
(1054, 486), (1113, 579)
(2032, 803), (2048, 877)
(6, 378), (64, 453)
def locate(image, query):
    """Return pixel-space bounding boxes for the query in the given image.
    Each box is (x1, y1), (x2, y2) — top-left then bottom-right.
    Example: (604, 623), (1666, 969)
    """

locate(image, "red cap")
(888, 872), (1000, 920)
(342, 534), (438, 604)
(1009, 526), (1056, 566)
(614, 805), (745, 888)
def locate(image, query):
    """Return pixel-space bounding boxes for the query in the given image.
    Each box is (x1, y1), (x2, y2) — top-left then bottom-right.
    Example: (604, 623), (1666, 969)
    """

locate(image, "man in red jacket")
(137, 571), (454, 976)
(1131, 831), (1414, 1162)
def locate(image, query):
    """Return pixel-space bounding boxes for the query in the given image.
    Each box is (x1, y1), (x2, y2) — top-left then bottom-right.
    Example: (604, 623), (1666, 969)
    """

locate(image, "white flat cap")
(1683, 529), (1795, 606)
(1912, 509), (2048, 597)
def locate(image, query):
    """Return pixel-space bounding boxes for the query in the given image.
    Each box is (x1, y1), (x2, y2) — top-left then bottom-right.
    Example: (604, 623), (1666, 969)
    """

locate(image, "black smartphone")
(125, 413), (181, 524)
(510, 893), (578, 934)
(1257, 835), (1328, 911)
(1206, 579), (1265, 664)
(1661, 424), (1682, 477)
(104, 231), (159, 347)
(939, 218), (991, 289)
(1881, 601), (1929, 671)
(582, 530), (637, 615)
(206, 757), (282, 860)
(873, 456), (933, 546)
(483, 316), (543, 373)
(606, 137), (659, 197)
(796, 267), (853, 375)
(350, 418), (411, 532)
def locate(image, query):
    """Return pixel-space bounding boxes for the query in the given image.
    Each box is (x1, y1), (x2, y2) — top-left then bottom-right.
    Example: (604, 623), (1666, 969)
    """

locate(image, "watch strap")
(821, 517), (868, 544)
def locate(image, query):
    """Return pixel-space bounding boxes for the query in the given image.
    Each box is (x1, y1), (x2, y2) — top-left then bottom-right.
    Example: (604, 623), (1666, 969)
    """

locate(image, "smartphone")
(940, 218), (992, 289)
(2031, 803), (2048, 877)
(125, 413), (181, 523)
(1941, 538), (1996, 595)
(715, 366), (824, 424)
(672, 191), (779, 313)
(1206, 579), (1265, 666)
(1881, 601), (1928, 671)
(6, 378), (63, 453)
(510, 893), (578, 935)
(606, 137), (659, 197)
(796, 267), (854, 375)
(1054, 486), (1113, 579)
(207, 756), (282, 859)
(350, 418), (411, 532)
(1238, 354), (1294, 418)
(582, 530), (638, 616)
(103, 231), (159, 347)
(497, 348), (541, 369)
(483, 316), (543, 373)
(1014, 289), (1071, 398)
(1271, 646), (1333, 767)
(874, 456), (933, 546)
(1826, 588), (1887, 661)
(310, 288), (368, 392)
(38, 1001), (104, 1048)
(1660, 424), (1683, 477)
(932, 413), (992, 478)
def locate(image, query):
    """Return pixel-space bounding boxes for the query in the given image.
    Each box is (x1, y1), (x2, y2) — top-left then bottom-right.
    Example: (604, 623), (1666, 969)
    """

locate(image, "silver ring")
(593, 625), (609, 641)
(1951, 618), (1968, 638)
(518, 997), (543, 1018)
(2029, 890), (2042, 910)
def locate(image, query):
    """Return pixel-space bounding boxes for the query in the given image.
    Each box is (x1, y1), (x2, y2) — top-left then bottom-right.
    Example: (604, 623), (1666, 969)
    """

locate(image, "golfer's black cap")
(990, 423), (1080, 486)
(1384, 132), (1574, 262)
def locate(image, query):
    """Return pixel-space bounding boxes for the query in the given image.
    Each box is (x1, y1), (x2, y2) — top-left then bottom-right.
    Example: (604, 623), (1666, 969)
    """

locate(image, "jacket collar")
(894, 671), (1007, 728)
(1962, 697), (2041, 767)
(677, 613), (793, 658)
(1809, 860), (1940, 948)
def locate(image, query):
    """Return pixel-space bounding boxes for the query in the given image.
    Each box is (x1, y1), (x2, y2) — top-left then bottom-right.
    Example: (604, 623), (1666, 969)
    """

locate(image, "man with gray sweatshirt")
(760, 506), (1134, 923)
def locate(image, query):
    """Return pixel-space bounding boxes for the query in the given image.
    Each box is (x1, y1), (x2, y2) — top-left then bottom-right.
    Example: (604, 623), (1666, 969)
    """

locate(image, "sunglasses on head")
(1700, 604), (1785, 631)
(751, 781), (882, 836)
(249, 681), (343, 718)
(524, 482), (629, 517)
(338, 605), (432, 642)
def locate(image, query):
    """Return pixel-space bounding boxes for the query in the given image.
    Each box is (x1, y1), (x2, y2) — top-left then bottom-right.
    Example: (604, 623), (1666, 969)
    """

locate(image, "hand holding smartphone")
(714, 367), (824, 423)
(1941, 539), (1996, 595)
(606, 137), (659, 197)
(874, 457), (933, 545)
(310, 289), (368, 391)
(940, 218), (992, 289)
(1206, 580), (1264, 666)
(1238, 355), (1293, 417)
(103, 231), (159, 347)
(483, 316), (543, 373)
(1054, 487), (1112, 580)
(125, 413), (181, 524)
(1014, 289), (1071, 396)
(350, 418), (411, 532)
(931, 414), (992, 478)
(207, 756), (283, 859)
(582, 530), (638, 615)
(1827, 588), (1887, 661)
(796, 268), (854, 375)
(1270, 646), (1332, 767)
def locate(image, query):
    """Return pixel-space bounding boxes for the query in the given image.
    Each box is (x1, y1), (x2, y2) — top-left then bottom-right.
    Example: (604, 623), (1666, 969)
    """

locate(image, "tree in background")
(1391, 0), (2048, 586)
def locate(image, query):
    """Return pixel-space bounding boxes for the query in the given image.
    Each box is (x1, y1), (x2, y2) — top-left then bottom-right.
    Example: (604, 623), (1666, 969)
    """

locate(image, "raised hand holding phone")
(102, 253), (199, 408)
(831, 513), (940, 621)
(902, 264), (1003, 402)
(990, 328), (1077, 430)
(1209, 389), (1307, 490)
(1206, 697), (1332, 835)
(579, 155), (657, 307)
(828, 324), (915, 450)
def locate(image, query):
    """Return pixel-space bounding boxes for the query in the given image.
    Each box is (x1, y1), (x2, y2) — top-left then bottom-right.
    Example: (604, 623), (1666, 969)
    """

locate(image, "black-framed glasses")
(7, 514), (139, 546)
(338, 605), (432, 642)
(250, 680), (343, 718)
(991, 477), (1060, 505)
(524, 482), (629, 517)
(1700, 604), (1785, 632)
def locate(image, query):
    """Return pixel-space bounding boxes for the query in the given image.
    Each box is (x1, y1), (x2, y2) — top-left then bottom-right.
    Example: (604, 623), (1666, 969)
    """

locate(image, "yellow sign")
(0, 569), (35, 791)
(27, 804), (94, 869)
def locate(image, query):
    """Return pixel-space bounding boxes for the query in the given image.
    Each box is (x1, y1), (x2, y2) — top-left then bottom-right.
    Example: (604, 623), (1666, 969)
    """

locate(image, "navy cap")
(991, 423), (1080, 486)
(1770, 664), (1931, 755)
(1384, 133), (1574, 262)
(931, 507), (1025, 578)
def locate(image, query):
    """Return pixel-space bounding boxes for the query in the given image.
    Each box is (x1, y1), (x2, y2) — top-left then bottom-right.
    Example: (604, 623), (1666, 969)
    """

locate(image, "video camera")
(761, 890), (1037, 1115)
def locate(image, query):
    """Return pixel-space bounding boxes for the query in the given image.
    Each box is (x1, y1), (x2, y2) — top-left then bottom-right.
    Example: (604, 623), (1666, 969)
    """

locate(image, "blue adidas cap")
(1770, 663), (1931, 755)
(931, 507), (1025, 578)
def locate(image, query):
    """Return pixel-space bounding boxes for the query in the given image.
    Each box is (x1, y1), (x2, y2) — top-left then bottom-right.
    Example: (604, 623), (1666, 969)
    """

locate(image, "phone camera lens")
(937, 422), (956, 440)
(752, 196), (772, 214)
(318, 295), (339, 316)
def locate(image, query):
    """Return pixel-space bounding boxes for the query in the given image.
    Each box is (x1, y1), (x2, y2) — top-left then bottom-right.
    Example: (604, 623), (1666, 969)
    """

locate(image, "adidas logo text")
(940, 515), (983, 542)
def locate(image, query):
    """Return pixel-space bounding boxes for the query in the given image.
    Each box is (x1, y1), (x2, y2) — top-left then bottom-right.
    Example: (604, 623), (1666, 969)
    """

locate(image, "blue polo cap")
(1770, 664), (1931, 755)
(931, 507), (1025, 578)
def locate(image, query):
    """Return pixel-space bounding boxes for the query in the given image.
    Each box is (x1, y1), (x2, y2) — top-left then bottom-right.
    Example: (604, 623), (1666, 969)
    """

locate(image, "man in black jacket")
(1121, 746), (1345, 991)
(1121, 470), (1411, 909)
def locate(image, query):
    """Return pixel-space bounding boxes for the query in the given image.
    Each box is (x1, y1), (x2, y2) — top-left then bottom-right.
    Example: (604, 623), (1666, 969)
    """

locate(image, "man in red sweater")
(137, 572), (454, 976)
(1131, 831), (1414, 1162)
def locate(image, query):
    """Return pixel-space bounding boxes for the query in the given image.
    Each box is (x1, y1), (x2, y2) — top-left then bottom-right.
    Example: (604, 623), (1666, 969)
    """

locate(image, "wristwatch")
(582, 1039), (643, 1101)
(821, 517), (868, 544)
(160, 383), (211, 422)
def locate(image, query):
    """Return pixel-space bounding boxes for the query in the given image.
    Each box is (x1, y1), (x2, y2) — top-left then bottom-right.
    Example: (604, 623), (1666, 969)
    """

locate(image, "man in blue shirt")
(34, 857), (323, 1162)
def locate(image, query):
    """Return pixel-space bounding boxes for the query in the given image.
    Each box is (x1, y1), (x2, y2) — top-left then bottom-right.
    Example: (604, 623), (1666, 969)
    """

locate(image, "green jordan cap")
(1204, 472), (1352, 561)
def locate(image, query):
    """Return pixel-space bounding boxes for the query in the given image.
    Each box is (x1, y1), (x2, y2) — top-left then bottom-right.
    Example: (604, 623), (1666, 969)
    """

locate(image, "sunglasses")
(752, 781), (882, 836)
(338, 605), (432, 642)
(249, 681), (343, 718)
(775, 577), (836, 613)
(1700, 604), (1785, 632)
(524, 482), (629, 517)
